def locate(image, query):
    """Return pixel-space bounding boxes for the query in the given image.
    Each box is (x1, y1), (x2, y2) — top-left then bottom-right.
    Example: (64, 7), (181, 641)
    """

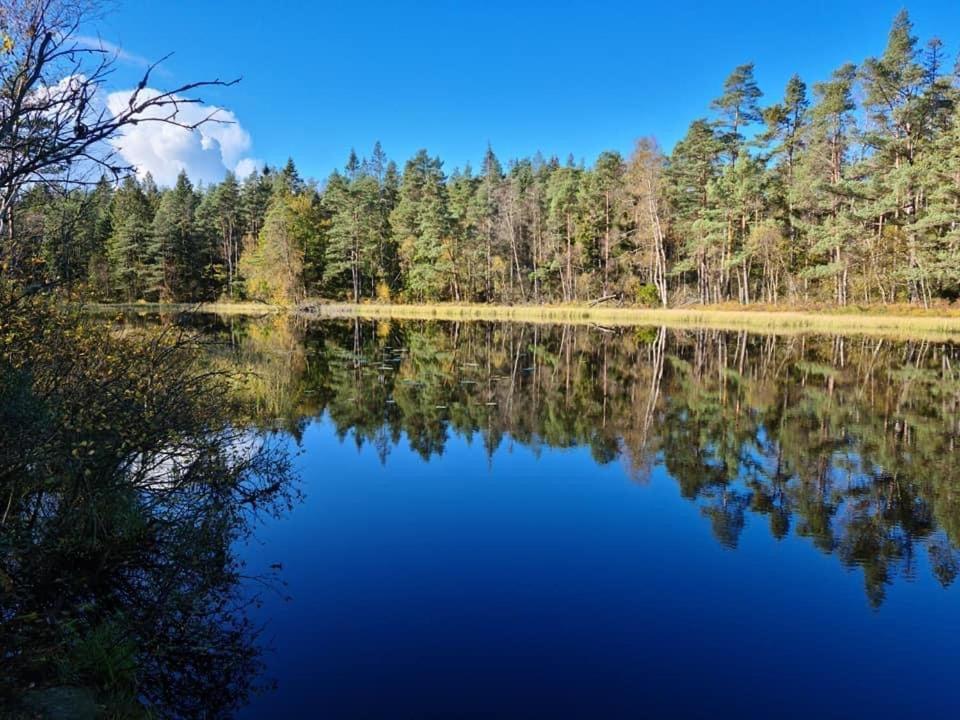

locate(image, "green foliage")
(57, 618), (138, 696)
(8, 11), (960, 310)
(391, 150), (454, 301)
(634, 282), (660, 306)
(106, 176), (158, 301)
(240, 186), (319, 303)
(152, 171), (205, 300)
(321, 166), (384, 300)
(202, 314), (960, 606)
(711, 62), (763, 158)
(0, 297), (296, 714)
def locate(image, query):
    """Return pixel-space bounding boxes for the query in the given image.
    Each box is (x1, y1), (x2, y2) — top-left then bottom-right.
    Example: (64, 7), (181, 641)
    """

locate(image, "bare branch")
(0, 0), (240, 257)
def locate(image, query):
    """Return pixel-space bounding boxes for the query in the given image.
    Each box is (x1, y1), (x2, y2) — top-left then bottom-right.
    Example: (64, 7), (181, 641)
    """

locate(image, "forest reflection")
(163, 313), (960, 607)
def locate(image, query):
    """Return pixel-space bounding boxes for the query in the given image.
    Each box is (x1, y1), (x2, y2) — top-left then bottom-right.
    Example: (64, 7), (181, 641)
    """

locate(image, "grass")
(83, 299), (960, 340)
(302, 301), (960, 340)
(83, 300), (283, 316)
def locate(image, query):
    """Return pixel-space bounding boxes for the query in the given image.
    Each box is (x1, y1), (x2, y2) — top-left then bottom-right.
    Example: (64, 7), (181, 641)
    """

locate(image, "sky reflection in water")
(203, 316), (960, 718)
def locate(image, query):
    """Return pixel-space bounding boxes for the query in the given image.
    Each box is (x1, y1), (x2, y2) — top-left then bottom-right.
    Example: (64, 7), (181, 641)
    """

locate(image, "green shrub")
(634, 283), (660, 307)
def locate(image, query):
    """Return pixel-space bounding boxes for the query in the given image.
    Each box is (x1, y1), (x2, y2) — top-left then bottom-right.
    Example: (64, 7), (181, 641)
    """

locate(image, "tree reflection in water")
(1, 307), (298, 716)
(208, 314), (960, 608)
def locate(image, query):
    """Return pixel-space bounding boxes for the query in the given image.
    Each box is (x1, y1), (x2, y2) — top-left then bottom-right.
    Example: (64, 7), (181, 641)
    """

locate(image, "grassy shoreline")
(86, 300), (960, 339)
(84, 301), (283, 316)
(304, 302), (960, 339)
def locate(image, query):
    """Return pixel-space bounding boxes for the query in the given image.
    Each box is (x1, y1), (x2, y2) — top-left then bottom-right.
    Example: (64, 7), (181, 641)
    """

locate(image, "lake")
(166, 314), (960, 718)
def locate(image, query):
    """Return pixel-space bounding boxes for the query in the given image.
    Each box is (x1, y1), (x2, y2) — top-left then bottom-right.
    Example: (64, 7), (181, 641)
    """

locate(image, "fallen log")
(588, 294), (620, 307)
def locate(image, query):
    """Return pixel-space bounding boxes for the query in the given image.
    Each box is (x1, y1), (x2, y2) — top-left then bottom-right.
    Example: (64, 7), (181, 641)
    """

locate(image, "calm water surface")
(185, 316), (960, 718)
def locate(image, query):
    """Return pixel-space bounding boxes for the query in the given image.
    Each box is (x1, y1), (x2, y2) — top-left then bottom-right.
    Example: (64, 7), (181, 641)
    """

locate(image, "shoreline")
(304, 302), (960, 339)
(87, 300), (960, 340)
(84, 301), (284, 316)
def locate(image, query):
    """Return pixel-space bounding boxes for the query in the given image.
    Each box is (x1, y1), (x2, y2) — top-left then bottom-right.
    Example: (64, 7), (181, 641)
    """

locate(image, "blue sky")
(86, 1), (960, 184)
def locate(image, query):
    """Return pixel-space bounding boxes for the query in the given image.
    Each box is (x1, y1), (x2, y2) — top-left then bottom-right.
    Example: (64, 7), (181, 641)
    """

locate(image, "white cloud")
(75, 36), (153, 69)
(106, 88), (258, 187)
(234, 157), (264, 180)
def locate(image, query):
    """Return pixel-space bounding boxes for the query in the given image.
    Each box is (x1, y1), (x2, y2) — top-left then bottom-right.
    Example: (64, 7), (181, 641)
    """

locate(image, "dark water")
(188, 316), (960, 718)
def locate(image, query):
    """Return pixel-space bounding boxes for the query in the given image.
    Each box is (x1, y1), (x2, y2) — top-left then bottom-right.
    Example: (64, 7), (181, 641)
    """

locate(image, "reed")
(84, 300), (960, 340)
(303, 302), (960, 340)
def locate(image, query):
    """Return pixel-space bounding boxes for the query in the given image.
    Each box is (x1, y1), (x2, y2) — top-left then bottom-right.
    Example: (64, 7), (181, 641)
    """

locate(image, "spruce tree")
(152, 171), (202, 300)
(106, 176), (157, 301)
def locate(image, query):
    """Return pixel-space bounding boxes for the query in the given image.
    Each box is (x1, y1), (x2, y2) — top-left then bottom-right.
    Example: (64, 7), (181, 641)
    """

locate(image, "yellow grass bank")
(303, 302), (960, 340)
(85, 301), (284, 316)
(86, 300), (960, 340)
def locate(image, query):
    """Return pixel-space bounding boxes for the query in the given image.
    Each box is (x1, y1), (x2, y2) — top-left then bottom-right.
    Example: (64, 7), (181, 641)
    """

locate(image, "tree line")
(7, 10), (960, 308)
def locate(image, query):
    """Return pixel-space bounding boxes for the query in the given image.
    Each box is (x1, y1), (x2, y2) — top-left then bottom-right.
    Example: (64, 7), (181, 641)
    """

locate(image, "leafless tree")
(626, 138), (669, 306)
(0, 0), (238, 275)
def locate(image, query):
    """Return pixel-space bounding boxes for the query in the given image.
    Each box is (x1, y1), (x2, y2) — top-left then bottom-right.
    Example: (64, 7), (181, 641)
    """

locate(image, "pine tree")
(792, 64), (858, 304)
(368, 141), (389, 184)
(214, 172), (242, 297)
(345, 149), (360, 181)
(545, 165), (580, 301)
(106, 176), (157, 301)
(497, 160), (531, 302)
(376, 158), (401, 294)
(22, 9), (960, 310)
(322, 164), (381, 300)
(152, 171), (203, 300)
(390, 150), (453, 301)
(761, 74), (809, 278)
(915, 104), (960, 296)
(240, 168), (274, 243)
(667, 119), (725, 302)
(447, 165), (479, 301)
(83, 176), (115, 298)
(473, 145), (503, 301)
(711, 63), (763, 161)
(588, 151), (625, 296)
(278, 158), (304, 194)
